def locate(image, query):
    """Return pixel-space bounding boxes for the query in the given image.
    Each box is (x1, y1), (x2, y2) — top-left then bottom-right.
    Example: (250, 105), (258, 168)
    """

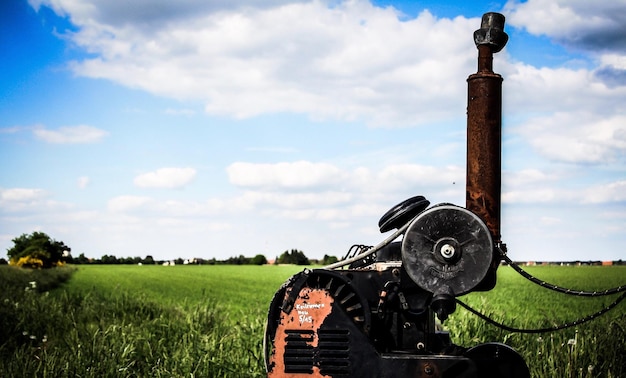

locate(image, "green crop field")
(1, 264), (624, 377)
(65, 264), (303, 310)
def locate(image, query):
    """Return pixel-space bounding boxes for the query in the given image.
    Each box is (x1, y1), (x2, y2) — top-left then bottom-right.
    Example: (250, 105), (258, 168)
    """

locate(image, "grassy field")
(449, 265), (626, 378)
(1, 264), (624, 377)
(64, 264), (303, 310)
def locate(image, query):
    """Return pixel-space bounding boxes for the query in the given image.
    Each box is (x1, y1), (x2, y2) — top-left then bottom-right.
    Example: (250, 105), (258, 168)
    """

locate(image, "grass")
(447, 266), (626, 378)
(0, 264), (624, 377)
(0, 264), (302, 377)
(63, 264), (303, 310)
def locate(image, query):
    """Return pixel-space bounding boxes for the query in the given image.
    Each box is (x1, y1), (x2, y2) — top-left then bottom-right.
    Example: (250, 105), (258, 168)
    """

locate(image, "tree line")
(3, 232), (338, 267)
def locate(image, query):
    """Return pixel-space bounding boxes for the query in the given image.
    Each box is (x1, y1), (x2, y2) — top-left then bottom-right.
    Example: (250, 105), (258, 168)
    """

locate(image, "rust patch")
(268, 287), (334, 377)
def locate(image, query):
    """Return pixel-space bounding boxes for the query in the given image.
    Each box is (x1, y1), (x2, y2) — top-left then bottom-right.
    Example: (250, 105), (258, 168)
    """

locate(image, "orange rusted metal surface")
(466, 14), (507, 243)
(268, 287), (334, 377)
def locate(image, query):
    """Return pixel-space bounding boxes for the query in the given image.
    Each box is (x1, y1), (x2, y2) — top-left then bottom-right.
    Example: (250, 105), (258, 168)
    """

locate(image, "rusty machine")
(264, 13), (519, 377)
(264, 12), (625, 377)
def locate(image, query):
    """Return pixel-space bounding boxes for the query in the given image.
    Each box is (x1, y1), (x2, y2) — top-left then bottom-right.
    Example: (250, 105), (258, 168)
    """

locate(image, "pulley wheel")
(401, 204), (493, 296)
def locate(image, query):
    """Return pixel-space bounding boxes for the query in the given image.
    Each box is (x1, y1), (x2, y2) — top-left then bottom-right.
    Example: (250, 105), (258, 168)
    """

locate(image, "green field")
(1, 264), (624, 377)
(65, 264), (303, 310)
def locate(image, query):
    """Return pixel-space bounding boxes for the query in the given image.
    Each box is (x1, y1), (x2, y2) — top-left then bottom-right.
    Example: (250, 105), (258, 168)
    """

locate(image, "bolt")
(424, 364), (434, 375)
(440, 244), (455, 259)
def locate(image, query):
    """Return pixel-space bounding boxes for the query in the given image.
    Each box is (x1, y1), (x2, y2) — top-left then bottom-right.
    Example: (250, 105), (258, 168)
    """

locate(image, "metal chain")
(499, 249), (626, 296)
(454, 245), (626, 333)
(456, 292), (626, 334)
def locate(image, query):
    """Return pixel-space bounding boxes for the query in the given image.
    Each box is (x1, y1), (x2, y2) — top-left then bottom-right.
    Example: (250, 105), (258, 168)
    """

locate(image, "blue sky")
(1, 0), (625, 262)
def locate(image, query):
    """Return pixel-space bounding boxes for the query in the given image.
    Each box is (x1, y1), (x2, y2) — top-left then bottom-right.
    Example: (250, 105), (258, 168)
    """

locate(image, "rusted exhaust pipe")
(466, 13), (508, 243)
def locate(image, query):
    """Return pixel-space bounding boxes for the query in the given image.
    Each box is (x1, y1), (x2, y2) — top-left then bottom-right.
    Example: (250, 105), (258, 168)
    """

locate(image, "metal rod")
(466, 13), (508, 243)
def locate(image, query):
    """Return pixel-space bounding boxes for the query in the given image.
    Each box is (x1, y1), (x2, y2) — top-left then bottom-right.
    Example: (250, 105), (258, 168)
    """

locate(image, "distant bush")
(251, 254), (268, 265)
(6, 231), (71, 268)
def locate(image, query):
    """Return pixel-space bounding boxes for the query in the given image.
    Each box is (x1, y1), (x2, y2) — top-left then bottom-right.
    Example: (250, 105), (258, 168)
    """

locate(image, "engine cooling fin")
(265, 269), (372, 377)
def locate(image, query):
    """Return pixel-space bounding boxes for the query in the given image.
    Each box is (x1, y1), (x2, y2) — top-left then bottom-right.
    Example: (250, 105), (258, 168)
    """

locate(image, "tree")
(321, 254), (339, 265)
(100, 254), (118, 264)
(251, 254), (268, 265)
(224, 255), (250, 265)
(7, 231), (71, 268)
(277, 249), (310, 265)
(74, 253), (90, 264)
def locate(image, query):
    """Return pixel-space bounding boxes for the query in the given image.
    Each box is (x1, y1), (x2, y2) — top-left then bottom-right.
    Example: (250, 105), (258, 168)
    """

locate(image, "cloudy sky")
(1, 0), (625, 262)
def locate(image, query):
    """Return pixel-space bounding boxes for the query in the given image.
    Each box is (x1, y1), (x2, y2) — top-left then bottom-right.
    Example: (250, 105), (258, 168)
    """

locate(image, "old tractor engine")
(265, 12), (531, 377)
(264, 199), (529, 377)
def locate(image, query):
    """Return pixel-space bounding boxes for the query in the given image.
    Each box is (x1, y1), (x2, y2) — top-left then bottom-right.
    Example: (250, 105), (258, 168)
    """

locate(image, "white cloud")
(0, 126), (24, 134)
(224, 160), (466, 224)
(0, 188), (46, 202)
(0, 188), (70, 213)
(601, 54), (626, 70)
(33, 0), (479, 126)
(502, 170), (626, 205)
(540, 216), (561, 226)
(503, 62), (626, 116)
(377, 164), (463, 189)
(227, 160), (463, 194)
(583, 180), (626, 204)
(505, 0), (626, 52)
(224, 190), (359, 223)
(504, 168), (556, 188)
(134, 167), (197, 189)
(107, 195), (152, 212)
(33, 125), (109, 144)
(77, 176), (90, 189)
(27, 0), (626, 174)
(505, 1), (626, 88)
(514, 112), (626, 164)
(227, 161), (344, 189)
(502, 188), (564, 204)
(107, 194), (227, 217)
(27, 1), (626, 134)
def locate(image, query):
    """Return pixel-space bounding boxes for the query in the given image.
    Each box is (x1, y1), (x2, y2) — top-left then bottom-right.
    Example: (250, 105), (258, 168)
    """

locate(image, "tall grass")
(1, 265), (624, 377)
(447, 266), (626, 378)
(0, 266), (268, 377)
(446, 300), (626, 378)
